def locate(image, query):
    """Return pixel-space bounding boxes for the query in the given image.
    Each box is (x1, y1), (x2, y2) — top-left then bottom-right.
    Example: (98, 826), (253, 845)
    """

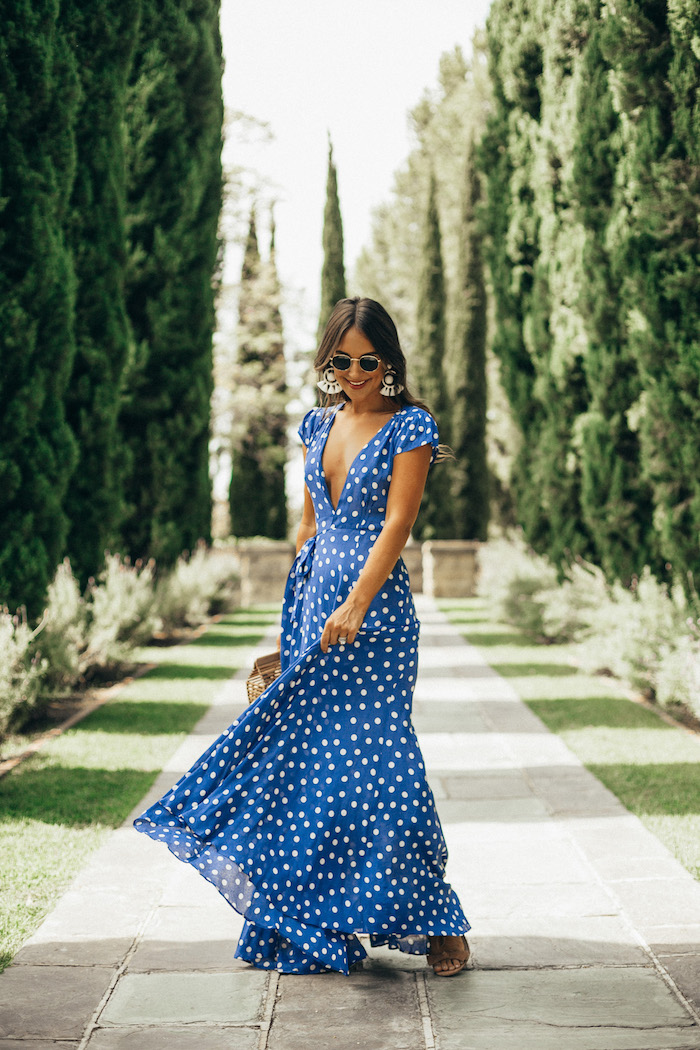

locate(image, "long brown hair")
(314, 297), (433, 416)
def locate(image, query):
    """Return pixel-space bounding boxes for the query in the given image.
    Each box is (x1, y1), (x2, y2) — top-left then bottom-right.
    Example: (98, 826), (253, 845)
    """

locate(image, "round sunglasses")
(330, 353), (380, 373)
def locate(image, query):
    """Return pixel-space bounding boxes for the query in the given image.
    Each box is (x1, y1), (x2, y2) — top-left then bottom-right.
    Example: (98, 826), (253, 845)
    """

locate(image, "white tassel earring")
(317, 366), (342, 395)
(380, 370), (404, 398)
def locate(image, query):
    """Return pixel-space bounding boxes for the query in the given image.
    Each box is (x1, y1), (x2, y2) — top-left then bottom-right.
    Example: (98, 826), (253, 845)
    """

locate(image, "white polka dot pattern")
(134, 404), (469, 975)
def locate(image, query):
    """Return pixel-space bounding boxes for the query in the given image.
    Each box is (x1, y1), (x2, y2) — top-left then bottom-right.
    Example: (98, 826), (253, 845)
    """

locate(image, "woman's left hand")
(320, 597), (366, 652)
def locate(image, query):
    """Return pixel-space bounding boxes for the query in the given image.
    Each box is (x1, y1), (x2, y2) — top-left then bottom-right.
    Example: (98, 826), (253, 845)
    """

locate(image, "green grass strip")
(441, 598), (700, 881)
(0, 606), (280, 972)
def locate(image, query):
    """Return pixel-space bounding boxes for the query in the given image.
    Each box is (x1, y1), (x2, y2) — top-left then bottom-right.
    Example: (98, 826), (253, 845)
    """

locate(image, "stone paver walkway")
(1, 598), (700, 1049)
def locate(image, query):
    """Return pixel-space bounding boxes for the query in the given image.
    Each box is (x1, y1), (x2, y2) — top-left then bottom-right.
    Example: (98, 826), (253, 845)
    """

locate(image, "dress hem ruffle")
(134, 806), (470, 976)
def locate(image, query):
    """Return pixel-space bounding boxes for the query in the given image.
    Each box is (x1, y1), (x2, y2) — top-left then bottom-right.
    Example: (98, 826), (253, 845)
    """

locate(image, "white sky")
(219, 0), (493, 353)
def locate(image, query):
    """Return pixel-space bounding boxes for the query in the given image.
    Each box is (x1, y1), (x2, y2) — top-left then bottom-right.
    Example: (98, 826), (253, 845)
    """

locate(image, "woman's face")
(331, 327), (388, 409)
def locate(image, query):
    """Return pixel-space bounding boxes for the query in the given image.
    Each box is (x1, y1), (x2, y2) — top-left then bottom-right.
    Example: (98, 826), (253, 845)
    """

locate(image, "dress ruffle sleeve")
(392, 407), (440, 465)
(298, 407), (325, 448)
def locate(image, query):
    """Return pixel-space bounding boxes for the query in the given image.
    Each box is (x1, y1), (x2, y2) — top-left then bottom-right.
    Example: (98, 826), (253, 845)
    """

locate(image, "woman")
(134, 297), (471, 977)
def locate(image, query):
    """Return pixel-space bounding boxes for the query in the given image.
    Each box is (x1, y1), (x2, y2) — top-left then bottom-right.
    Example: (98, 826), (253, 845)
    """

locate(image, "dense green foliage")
(0, 3), (80, 618)
(611, 0), (700, 584)
(119, 0), (223, 566)
(229, 211), (288, 538)
(0, 0), (224, 617)
(317, 140), (346, 339)
(482, 0), (700, 584)
(63, 0), (140, 585)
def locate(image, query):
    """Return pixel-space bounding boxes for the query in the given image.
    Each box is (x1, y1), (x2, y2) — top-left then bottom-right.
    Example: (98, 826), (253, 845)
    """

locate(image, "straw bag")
(246, 650), (282, 703)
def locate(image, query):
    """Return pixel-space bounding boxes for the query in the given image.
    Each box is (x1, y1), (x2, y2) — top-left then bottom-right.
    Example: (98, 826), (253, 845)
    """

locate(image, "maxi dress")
(134, 403), (470, 974)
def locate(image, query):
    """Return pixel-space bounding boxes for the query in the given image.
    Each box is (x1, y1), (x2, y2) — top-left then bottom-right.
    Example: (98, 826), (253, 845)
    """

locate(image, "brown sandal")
(427, 935), (470, 977)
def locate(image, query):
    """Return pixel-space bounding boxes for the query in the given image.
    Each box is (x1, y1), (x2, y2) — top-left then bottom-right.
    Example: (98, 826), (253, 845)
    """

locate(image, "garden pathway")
(1, 598), (699, 1048)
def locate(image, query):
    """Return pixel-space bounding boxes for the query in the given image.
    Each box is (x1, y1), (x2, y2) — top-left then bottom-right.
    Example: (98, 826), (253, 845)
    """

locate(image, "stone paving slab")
(609, 878), (700, 929)
(439, 769), (533, 800)
(527, 765), (627, 816)
(642, 927), (700, 952)
(99, 971), (267, 1027)
(420, 732), (519, 770)
(445, 830), (595, 885)
(415, 677), (519, 703)
(267, 970), (425, 1050)
(438, 795), (551, 823)
(428, 968), (700, 1050)
(0, 1042), (79, 1049)
(12, 834), (171, 970)
(661, 956), (700, 1015)
(413, 699), (495, 733)
(476, 700), (552, 732)
(464, 879), (620, 919)
(86, 1027), (259, 1050)
(128, 905), (245, 972)
(0, 965), (113, 1040)
(469, 917), (651, 968)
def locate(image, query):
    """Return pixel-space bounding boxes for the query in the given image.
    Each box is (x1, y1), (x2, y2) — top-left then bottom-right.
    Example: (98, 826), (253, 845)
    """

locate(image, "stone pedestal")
(422, 540), (480, 598)
(237, 541), (295, 608)
(401, 543), (423, 594)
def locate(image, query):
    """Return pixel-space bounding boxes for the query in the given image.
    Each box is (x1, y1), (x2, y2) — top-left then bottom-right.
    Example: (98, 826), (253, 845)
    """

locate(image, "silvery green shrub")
(154, 543), (238, 631)
(0, 612), (45, 741)
(83, 554), (158, 670)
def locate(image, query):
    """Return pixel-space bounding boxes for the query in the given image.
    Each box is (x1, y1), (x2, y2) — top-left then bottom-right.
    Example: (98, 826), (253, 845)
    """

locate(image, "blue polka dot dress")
(134, 404), (470, 975)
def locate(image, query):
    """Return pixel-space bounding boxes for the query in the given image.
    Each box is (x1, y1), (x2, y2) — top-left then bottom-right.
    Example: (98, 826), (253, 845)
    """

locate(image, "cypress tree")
(0, 4), (80, 617)
(119, 0), (223, 565)
(229, 211), (263, 537)
(479, 3), (539, 504)
(317, 139), (346, 340)
(604, 0), (700, 584)
(451, 143), (489, 541)
(481, 0), (594, 570)
(62, 0), (141, 585)
(413, 173), (454, 540)
(229, 210), (288, 538)
(264, 217), (288, 538)
(573, 11), (656, 583)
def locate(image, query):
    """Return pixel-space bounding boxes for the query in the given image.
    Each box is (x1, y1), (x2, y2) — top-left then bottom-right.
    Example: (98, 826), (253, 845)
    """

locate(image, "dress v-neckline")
(320, 404), (400, 513)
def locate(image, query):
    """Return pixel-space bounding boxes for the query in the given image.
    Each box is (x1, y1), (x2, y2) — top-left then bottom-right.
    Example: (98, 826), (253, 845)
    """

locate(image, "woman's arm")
(295, 449), (316, 554)
(319, 443), (432, 651)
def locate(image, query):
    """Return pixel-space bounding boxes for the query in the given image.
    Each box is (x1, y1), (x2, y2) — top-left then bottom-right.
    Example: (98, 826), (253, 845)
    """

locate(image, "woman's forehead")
(337, 327), (378, 356)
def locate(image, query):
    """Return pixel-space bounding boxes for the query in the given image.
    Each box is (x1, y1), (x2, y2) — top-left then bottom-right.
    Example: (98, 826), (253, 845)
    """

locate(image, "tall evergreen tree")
(479, 10), (540, 534)
(229, 209), (288, 538)
(229, 211), (263, 537)
(0, 4), (80, 617)
(62, 0), (141, 585)
(604, 0), (700, 583)
(317, 139), (346, 340)
(413, 173), (454, 539)
(573, 11), (656, 583)
(451, 143), (489, 540)
(119, 0), (223, 565)
(481, 0), (594, 570)
(264, 217), (288, 538)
